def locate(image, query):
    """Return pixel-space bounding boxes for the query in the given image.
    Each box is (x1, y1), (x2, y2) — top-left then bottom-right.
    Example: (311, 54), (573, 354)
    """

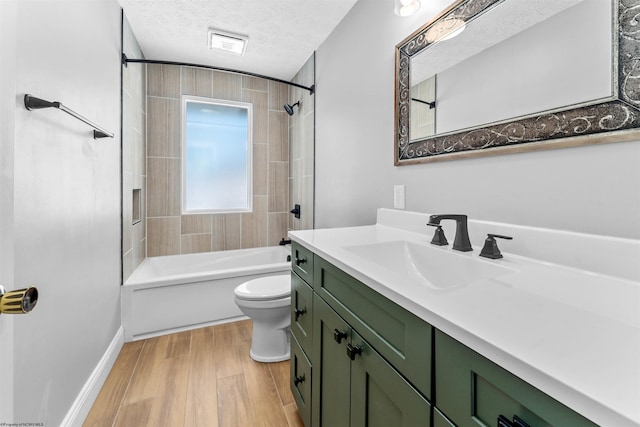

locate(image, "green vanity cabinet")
(312, 296), (431, 427)
(313, 256), (432, 399)
(290, 242), (598, 427)
(435, 330), (599, 427)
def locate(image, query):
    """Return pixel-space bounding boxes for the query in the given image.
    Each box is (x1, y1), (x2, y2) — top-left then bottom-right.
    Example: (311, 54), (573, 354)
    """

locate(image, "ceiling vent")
(208, 28), (249, 56)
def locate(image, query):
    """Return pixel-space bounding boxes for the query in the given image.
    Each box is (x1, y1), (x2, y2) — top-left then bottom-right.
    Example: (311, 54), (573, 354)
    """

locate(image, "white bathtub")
(122, 246), (292, 341)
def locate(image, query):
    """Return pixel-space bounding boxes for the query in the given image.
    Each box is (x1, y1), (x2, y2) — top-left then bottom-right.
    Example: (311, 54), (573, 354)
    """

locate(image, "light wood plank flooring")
(84, 320), (304, 427)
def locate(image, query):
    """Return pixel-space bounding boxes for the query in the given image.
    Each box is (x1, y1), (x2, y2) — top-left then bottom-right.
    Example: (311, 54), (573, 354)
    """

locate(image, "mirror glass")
(409, 0), (612, 141)
(395, 0), (640, 164)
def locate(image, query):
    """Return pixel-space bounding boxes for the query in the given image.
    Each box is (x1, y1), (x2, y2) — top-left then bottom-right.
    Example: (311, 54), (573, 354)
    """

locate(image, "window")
(181, 96), (253, 214)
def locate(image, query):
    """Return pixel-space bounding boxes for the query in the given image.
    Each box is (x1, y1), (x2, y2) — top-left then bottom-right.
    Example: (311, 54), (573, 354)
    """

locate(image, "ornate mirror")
(395, 0), (640, 165)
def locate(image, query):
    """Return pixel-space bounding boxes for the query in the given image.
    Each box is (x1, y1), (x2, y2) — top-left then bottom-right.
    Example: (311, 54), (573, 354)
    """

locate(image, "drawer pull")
(294, 374), (305, 386)
(498, 415), (529, 427)
(333, 329), (348, 344)
(295, 257), (307, 266)
(346, 343), (362, 360)
(294, 307), (307, 320)
(497, 415), (513, 427)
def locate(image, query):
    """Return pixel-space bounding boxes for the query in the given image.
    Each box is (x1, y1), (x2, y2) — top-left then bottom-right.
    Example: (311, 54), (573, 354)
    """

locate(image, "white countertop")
(289, 209), (640, 427)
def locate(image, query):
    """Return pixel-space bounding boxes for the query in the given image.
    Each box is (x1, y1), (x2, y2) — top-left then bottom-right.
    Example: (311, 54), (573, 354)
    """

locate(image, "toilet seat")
(234, 275), (290, 301)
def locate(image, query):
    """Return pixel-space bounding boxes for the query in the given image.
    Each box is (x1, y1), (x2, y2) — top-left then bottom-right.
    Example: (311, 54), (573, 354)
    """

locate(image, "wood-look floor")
(83, 320), (304, 427)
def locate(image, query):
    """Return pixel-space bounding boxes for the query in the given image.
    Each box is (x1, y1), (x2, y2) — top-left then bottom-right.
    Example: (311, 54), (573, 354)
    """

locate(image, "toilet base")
(249, 323), (291, 363)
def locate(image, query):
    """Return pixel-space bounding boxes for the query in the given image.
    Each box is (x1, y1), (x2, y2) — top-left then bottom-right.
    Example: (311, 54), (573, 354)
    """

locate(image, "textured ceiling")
(118, 0), (358, 81)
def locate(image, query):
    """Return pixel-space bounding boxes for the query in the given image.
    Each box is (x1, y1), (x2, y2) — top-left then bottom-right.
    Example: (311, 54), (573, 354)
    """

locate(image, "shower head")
(284, 101), (300, 116)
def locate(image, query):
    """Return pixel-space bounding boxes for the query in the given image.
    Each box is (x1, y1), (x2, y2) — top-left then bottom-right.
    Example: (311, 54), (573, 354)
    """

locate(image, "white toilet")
(233, 274), (291, 362)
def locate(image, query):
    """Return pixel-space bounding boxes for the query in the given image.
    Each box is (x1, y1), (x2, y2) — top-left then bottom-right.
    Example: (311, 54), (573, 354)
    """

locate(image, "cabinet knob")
(295, 257), (307, 266)
(294, 307), (306, 321)
(294, 375), (305, 386)
(346, 343), (362, 360)
(333, 329), (348, 344)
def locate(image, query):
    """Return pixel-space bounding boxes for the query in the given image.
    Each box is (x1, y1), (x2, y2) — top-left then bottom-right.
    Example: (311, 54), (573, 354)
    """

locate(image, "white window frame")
(181, 95), (253, 214)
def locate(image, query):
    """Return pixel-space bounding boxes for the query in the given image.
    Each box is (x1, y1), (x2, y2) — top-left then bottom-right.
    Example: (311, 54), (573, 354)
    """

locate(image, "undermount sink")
(344, 240), (518, 290)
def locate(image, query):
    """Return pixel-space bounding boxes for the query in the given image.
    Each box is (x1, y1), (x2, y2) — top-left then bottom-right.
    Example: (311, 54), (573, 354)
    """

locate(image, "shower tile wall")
(289, 55), (315, 231)
(122, 16), (147, 281)
(146, 64), (290, 256)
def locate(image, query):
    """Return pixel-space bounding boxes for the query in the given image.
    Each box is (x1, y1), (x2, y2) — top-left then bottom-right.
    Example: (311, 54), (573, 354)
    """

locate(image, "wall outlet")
(394, 185), (406, 209)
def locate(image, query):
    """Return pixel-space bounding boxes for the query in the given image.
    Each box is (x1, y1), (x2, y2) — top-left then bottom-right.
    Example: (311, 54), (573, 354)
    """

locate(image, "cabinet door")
(291, 271), (313, 354)
(350, 330), (431, 427)
(291, 334), (312, 427)
(312, 297), (352, 427)
(435, 330), (598, 427)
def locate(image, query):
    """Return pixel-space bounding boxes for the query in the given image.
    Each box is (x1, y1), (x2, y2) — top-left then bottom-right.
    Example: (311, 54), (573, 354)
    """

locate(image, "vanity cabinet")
(434, 330), (599, 427)
(290, 242), (599, 427)
(312, 296), (431, 427)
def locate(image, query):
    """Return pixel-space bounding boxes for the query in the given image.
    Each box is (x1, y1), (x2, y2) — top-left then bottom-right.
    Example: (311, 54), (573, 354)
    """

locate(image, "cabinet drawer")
(314, 256), (432, 399)
(292, 242), (314, 285)
(435, 330), (598, 427)
(291, 271), (313, 356)
(291, 333), (312, 427)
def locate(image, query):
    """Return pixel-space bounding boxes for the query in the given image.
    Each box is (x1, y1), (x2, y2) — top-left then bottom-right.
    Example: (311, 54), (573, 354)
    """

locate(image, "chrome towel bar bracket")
(24, 94), (114, 139)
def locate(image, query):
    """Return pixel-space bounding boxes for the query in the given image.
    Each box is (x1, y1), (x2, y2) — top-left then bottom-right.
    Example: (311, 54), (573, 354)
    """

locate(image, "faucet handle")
(479, 234), (513, 259)
(427, 223), (448, 246)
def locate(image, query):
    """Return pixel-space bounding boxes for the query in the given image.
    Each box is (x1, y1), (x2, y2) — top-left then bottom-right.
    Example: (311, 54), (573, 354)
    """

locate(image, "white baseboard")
(60, 326), (124, 427)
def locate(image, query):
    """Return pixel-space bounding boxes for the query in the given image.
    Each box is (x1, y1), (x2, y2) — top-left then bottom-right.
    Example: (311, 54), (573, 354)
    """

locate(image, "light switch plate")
(394, 185), (405, 209)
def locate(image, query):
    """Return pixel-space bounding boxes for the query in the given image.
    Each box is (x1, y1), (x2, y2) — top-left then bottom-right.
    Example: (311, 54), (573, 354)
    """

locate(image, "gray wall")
(1, 0), (122, 424)
(315, 0), (640, 239)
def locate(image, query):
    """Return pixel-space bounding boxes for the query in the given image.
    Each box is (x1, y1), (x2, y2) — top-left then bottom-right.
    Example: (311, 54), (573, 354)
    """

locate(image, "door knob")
(0, 286), (39, 314)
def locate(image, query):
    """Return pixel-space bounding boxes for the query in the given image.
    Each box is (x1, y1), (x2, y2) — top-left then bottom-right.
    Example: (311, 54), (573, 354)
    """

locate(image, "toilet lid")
(234, 275), (291, 300)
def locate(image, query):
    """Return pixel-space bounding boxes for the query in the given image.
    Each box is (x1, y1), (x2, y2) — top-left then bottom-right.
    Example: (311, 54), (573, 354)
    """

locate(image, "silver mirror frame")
(395, 0), (640, 165)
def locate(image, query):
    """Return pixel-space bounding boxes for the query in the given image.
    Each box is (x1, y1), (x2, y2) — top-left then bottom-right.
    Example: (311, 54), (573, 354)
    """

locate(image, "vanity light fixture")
(425, 18), (466, 43)
(208, 28), (249, 56)
(394, 0), (421, 17)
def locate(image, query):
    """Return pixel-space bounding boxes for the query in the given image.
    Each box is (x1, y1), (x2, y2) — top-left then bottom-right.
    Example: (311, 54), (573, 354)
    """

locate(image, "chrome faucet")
(428, 214), (472, 252)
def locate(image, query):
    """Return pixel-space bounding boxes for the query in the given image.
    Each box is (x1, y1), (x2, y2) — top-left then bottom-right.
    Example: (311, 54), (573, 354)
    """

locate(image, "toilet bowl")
(234, 274), (291, 362)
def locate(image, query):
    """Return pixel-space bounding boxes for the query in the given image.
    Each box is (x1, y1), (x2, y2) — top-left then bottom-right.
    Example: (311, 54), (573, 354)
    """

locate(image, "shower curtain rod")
(24, 94), (114, 139)
(122, 54), (315, 95)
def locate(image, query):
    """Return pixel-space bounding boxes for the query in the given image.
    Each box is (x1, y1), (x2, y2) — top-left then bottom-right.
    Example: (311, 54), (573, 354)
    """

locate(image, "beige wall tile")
(147, 217), (181, 257)
(269, 111), (288, 162)
(301, 176), (314, 230)
(212, 214), (241, 251)
(182, 67), (213, 98)
(269, 162), (288, 213)
(269, 81), (289, 112)
(252, 143), (267, 197)
(147, 158), (181, 217)
(212, 71), (242, 101)
(181, 234), (212, 254)
(268, 213), (288, 246)
(181, 214), (212, 234)
(147, 97), (180, 158)
(243, 76), (268, 91)
(241, 196), (268, 248)
(147, 64), (180, 99)
(242, 90), (268, 144)
(133, 220), (146, 267)
(144, 65), (296, 254)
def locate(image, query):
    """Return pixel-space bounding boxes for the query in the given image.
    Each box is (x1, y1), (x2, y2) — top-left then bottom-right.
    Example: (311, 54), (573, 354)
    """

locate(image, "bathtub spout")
(279, 238), (292, 246)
